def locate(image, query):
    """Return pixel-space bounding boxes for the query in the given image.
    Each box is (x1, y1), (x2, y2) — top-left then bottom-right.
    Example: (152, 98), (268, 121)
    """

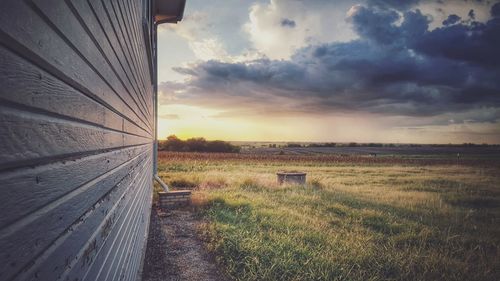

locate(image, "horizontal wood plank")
(0, 0), (152, 134)
(6, 155), (152, 281)
(0, 144), (150, 229)
(0, 105), (151, 170)
(0, 45), (151, 139)
(32, 0), (152, 130)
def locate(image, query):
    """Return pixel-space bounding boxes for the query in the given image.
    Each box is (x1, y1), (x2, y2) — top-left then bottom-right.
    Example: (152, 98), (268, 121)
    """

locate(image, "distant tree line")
(158, 135), (240, 153)
(286, 142), (387, 148)
(279, 142), (499, 148)
(307, 142), (338, 147)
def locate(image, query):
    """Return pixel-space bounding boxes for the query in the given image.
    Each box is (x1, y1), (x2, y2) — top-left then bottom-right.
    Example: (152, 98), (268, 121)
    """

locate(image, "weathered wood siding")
(0, 0), (155, 280)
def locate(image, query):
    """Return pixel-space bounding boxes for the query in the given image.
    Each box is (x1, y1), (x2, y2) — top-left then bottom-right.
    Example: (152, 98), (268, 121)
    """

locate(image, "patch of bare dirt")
(142, 206), (225, 281)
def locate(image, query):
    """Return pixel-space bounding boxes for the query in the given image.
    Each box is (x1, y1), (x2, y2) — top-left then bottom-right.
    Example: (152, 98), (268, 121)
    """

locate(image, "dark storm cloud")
(281, 18), (296, 28)
(468, 9), (475, 20)
(347, 6), (401, 44)
(162, 4), (500, 120)
(492, 2), (500, 17)
(411, 11), (500, 67)
(442, 14), (461, 25)
(366, 0), (420, 10)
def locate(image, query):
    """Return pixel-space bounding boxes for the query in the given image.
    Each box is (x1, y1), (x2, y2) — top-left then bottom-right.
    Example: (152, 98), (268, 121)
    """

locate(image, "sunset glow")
(157, 0), (500, 143)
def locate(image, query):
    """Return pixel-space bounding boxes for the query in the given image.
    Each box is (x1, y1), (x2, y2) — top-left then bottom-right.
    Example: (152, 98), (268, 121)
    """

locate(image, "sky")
(156, 0), (500, 144)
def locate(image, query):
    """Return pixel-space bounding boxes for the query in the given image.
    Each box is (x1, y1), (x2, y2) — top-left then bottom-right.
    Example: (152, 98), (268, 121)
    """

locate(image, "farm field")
(156, 149), (500, 281)
(237, 143), (500, 159)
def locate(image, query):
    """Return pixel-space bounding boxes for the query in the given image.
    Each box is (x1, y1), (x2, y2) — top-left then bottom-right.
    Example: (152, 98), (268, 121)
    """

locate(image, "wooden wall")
(0, 0), (155, 280)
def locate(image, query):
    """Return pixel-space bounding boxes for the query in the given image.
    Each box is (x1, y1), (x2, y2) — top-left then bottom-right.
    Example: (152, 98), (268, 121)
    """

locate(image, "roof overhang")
(155, 0), (186, 24)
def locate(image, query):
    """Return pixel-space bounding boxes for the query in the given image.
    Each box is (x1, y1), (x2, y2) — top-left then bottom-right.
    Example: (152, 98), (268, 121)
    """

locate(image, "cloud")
(492, 2), (500, 17)
(244, 0), (356, 59)
(159, 11), (231, 61)
(281, 18), (296, 28)
(159, 3), (500, 129)
(159, 11), (209, 41)
(416, 0), (494, 30)
(159, 113), (180, 120)
(158, 81), (187, 103)
(189, 38), (228, 61)
(366, 0), (420, 10)
(468, 9), (475, 20)
(442, 14), (461, 25)
(410, 10), (500, 67)
(347, 5), (402, 45)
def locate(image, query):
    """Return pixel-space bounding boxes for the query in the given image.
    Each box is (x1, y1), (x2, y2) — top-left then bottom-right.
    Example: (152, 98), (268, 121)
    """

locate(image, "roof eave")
(155, 0), (186, 25)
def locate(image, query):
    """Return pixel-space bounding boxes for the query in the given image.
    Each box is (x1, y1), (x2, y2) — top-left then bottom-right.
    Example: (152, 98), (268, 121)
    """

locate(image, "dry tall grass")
(157, 151), (500, 281)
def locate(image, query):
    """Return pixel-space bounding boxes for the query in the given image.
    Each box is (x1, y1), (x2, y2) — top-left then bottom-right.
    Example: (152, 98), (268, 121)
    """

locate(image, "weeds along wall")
(0, 0), (156, 280)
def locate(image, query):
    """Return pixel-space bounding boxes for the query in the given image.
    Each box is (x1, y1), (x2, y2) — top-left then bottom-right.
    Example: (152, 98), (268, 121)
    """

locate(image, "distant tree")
(307, 143), (321, 147)
(158, 135), (240, 153)
(308, 142), (336, 147)
(185, 137), (207, 152)
(206, 140), (240, 153)
(165, 135), (184, 151)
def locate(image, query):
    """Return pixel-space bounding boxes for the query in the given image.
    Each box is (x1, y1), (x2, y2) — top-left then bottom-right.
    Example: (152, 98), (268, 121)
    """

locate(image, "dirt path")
(142, 206), (225, 281)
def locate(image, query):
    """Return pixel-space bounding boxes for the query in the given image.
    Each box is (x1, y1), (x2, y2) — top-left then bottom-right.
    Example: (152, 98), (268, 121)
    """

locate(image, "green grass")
(158, 152), (500, 281)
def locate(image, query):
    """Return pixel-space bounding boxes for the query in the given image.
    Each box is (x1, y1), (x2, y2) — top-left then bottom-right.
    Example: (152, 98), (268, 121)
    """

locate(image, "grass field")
(156, 151), (500, 281)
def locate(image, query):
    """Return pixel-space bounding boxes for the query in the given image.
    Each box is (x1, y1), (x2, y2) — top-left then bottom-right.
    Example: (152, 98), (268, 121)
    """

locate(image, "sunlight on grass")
(158, 152), (500, 281)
